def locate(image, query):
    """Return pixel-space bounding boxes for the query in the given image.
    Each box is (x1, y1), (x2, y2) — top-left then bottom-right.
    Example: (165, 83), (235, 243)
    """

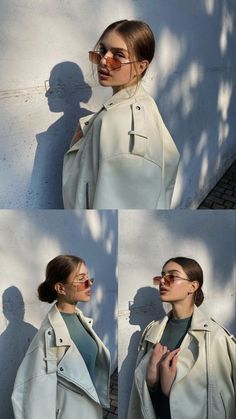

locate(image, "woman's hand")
(159, 348), (180, 396)
(146, 343), (168, 388)
(70, 123), (83, 148)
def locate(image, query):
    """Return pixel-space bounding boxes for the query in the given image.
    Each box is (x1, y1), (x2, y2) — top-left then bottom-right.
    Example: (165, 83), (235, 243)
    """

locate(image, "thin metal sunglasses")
(89, 50), (138, 70)
(67, 276), (94, 289)
(153, 272), (190, 287)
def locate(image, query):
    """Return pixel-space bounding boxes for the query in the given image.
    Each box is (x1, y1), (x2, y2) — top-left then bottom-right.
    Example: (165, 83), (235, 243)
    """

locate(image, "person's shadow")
(28, 61), (92, 208)
(119, 286), (166, 419)
(0, 287), (37, 419)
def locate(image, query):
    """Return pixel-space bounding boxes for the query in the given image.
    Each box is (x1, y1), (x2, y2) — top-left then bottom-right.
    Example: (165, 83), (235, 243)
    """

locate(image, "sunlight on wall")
(95, 284), (103, 304)
(204, 0), (215, 15)
(85, 210), (103, 241)
(157, 28), (186, 86)
(218, 80), (233, 121)
(105, 230), (114, 254)
(196, 131), (208, 156)
(170, 62), (204, 117)
(199, 152), (209, 189)
(220, 3), (233, 55)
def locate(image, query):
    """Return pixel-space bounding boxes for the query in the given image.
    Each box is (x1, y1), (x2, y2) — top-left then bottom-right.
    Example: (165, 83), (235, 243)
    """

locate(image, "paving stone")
(103, 369), (118, 419)
(199, 160), (236, 209)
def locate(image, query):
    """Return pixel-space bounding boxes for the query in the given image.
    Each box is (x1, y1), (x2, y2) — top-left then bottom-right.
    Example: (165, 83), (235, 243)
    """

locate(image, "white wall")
(118, 210), (236, 419)
(0, 210), (117, 419)
(0, 0), (235, 208)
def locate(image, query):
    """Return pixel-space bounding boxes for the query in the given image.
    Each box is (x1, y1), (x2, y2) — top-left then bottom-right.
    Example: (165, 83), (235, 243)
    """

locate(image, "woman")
(63, 20), (180, 210)
(12, 255), (110, 419)
(128, 257), (235, 419)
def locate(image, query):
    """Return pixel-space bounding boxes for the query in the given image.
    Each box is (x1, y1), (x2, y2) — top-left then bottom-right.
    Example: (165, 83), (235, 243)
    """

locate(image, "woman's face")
(158, 261), (196, 304)
(96, 30), (147, 93)
(62, 263), (93, 304)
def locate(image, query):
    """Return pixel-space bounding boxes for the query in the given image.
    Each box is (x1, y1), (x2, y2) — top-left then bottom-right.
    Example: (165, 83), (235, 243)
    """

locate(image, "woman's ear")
(54, 282), (66, 295)
(137, 60), (149, 76)
(188, 281), (199, 295)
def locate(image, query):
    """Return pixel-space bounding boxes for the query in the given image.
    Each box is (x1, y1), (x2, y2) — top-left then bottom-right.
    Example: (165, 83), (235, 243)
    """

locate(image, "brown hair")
(163, 257), (204, 307)
(38, 255), (85, 303)
(95, 20), (155, 77)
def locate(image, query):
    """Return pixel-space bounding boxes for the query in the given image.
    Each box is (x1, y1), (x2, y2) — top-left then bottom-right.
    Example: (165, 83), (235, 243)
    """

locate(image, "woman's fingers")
(152, 343), (168, 362)
(161, 348), (180, 367)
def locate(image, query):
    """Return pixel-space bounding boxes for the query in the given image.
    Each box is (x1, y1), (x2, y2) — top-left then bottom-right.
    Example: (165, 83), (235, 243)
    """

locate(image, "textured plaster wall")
(0, 0), (235, 208)
(0, 210), (117, 419)
(118, 210), (236, 418)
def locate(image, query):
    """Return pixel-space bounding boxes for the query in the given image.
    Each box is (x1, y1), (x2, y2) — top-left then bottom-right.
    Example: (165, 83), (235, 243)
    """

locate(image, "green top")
(150, 315), (192, 419)
(61, 312), (98, 383)
(160, 315), (192, 350)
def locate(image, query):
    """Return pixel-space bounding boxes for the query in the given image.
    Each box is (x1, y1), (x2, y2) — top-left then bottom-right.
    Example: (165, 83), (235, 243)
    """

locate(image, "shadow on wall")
(0, 286), (37, 419)
(28, 61), (92, 208)
(135, 1), (236, 206)
(119, 286), (165, 417)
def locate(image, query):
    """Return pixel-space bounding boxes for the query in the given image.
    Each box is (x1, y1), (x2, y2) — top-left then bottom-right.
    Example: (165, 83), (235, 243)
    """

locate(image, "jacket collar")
(47, 303), (93, 347)
(144, 305), (212, 344)
(102, 82), (148, 110)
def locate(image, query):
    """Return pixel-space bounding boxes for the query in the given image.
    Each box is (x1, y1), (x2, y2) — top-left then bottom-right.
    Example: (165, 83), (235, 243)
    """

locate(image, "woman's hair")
(95, 20), (155, 77)
(38, 255), (85, 303)
(163, 257), (204, 307)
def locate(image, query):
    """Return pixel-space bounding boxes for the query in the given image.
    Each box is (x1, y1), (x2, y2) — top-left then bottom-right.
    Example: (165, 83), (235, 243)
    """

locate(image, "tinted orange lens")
(89, 51), (121, 70)
(153, 276), (162, 286)
(105, 57), (121, 69)
(89, 51), (101, 64)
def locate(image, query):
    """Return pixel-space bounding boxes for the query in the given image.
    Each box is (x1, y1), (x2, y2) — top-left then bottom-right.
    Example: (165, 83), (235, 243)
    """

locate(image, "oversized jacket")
(128, 306), (235, 419)
(11, 304), (110, 419)
(62, 83), (180, 209)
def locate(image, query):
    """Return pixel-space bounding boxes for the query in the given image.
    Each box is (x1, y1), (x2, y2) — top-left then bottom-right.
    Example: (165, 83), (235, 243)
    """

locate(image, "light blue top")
(61, 312), (98, 383)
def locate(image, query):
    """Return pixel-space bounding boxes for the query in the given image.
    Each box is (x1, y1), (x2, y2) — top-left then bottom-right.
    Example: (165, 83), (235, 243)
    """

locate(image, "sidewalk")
(198, 160), (236, 209)
(103, 368), (118, 419)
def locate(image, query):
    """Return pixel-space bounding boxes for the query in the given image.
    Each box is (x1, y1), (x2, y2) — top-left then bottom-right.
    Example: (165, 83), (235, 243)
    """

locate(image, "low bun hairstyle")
(38, 255), (85, 304)
(163, 256), (204, 307)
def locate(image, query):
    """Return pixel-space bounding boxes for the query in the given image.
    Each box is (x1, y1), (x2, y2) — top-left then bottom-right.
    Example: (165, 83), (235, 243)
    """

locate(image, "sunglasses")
(89, 51), (138, 71)
(66, 277), (94, 290)
(153, 273), (189, 287)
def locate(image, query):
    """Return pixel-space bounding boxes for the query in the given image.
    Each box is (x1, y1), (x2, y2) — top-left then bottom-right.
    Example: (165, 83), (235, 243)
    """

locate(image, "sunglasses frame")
(89, 51), (138, 70)
(153, 273), (190, 286)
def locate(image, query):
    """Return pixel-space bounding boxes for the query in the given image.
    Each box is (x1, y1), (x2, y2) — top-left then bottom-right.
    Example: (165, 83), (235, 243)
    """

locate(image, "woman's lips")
(160, 287), (169, 294)
(98, 69), (111, 79)
(85, 289), (91, 296)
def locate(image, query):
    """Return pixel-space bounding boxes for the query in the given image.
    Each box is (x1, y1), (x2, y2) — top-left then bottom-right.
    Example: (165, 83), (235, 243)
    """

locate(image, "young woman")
(128, 257), (235, 419)
(12, 255), (110, 419)
(63, 20), (180, 209)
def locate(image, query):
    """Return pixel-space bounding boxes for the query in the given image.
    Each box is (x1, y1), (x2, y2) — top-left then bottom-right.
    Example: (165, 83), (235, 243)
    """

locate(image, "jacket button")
(85, 121), (89, 125)
(48, 331), (52, 335)
(109, 103), (113, 106)
(59, 338), (63, 342)
(136, 106), (141, 110)
(59, 367), (64, 371)
(204, 324), (208, 327)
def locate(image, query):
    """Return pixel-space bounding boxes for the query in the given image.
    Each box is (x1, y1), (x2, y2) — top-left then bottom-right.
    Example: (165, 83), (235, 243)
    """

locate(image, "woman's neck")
(57, 301), (76, 313)
(171, 301), (194, 319)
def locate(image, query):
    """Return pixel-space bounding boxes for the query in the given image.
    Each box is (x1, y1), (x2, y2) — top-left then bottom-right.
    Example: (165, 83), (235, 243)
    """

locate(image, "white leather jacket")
(11, 304), (110, 419)
(128, 306), (235, 419)
(63, 83), (180, 209)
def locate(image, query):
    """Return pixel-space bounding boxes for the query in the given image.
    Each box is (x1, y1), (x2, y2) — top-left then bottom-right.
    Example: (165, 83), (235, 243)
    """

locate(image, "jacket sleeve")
(211, 328), (236, 419)
(127, 322), (157, 419)
(11, 335), (58, 419)
(93, 102), (179, 210)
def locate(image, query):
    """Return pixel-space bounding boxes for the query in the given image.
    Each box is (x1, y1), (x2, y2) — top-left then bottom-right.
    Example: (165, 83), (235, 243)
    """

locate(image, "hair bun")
(38, 281), (57, 303)
(195, 288), (204, 307)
